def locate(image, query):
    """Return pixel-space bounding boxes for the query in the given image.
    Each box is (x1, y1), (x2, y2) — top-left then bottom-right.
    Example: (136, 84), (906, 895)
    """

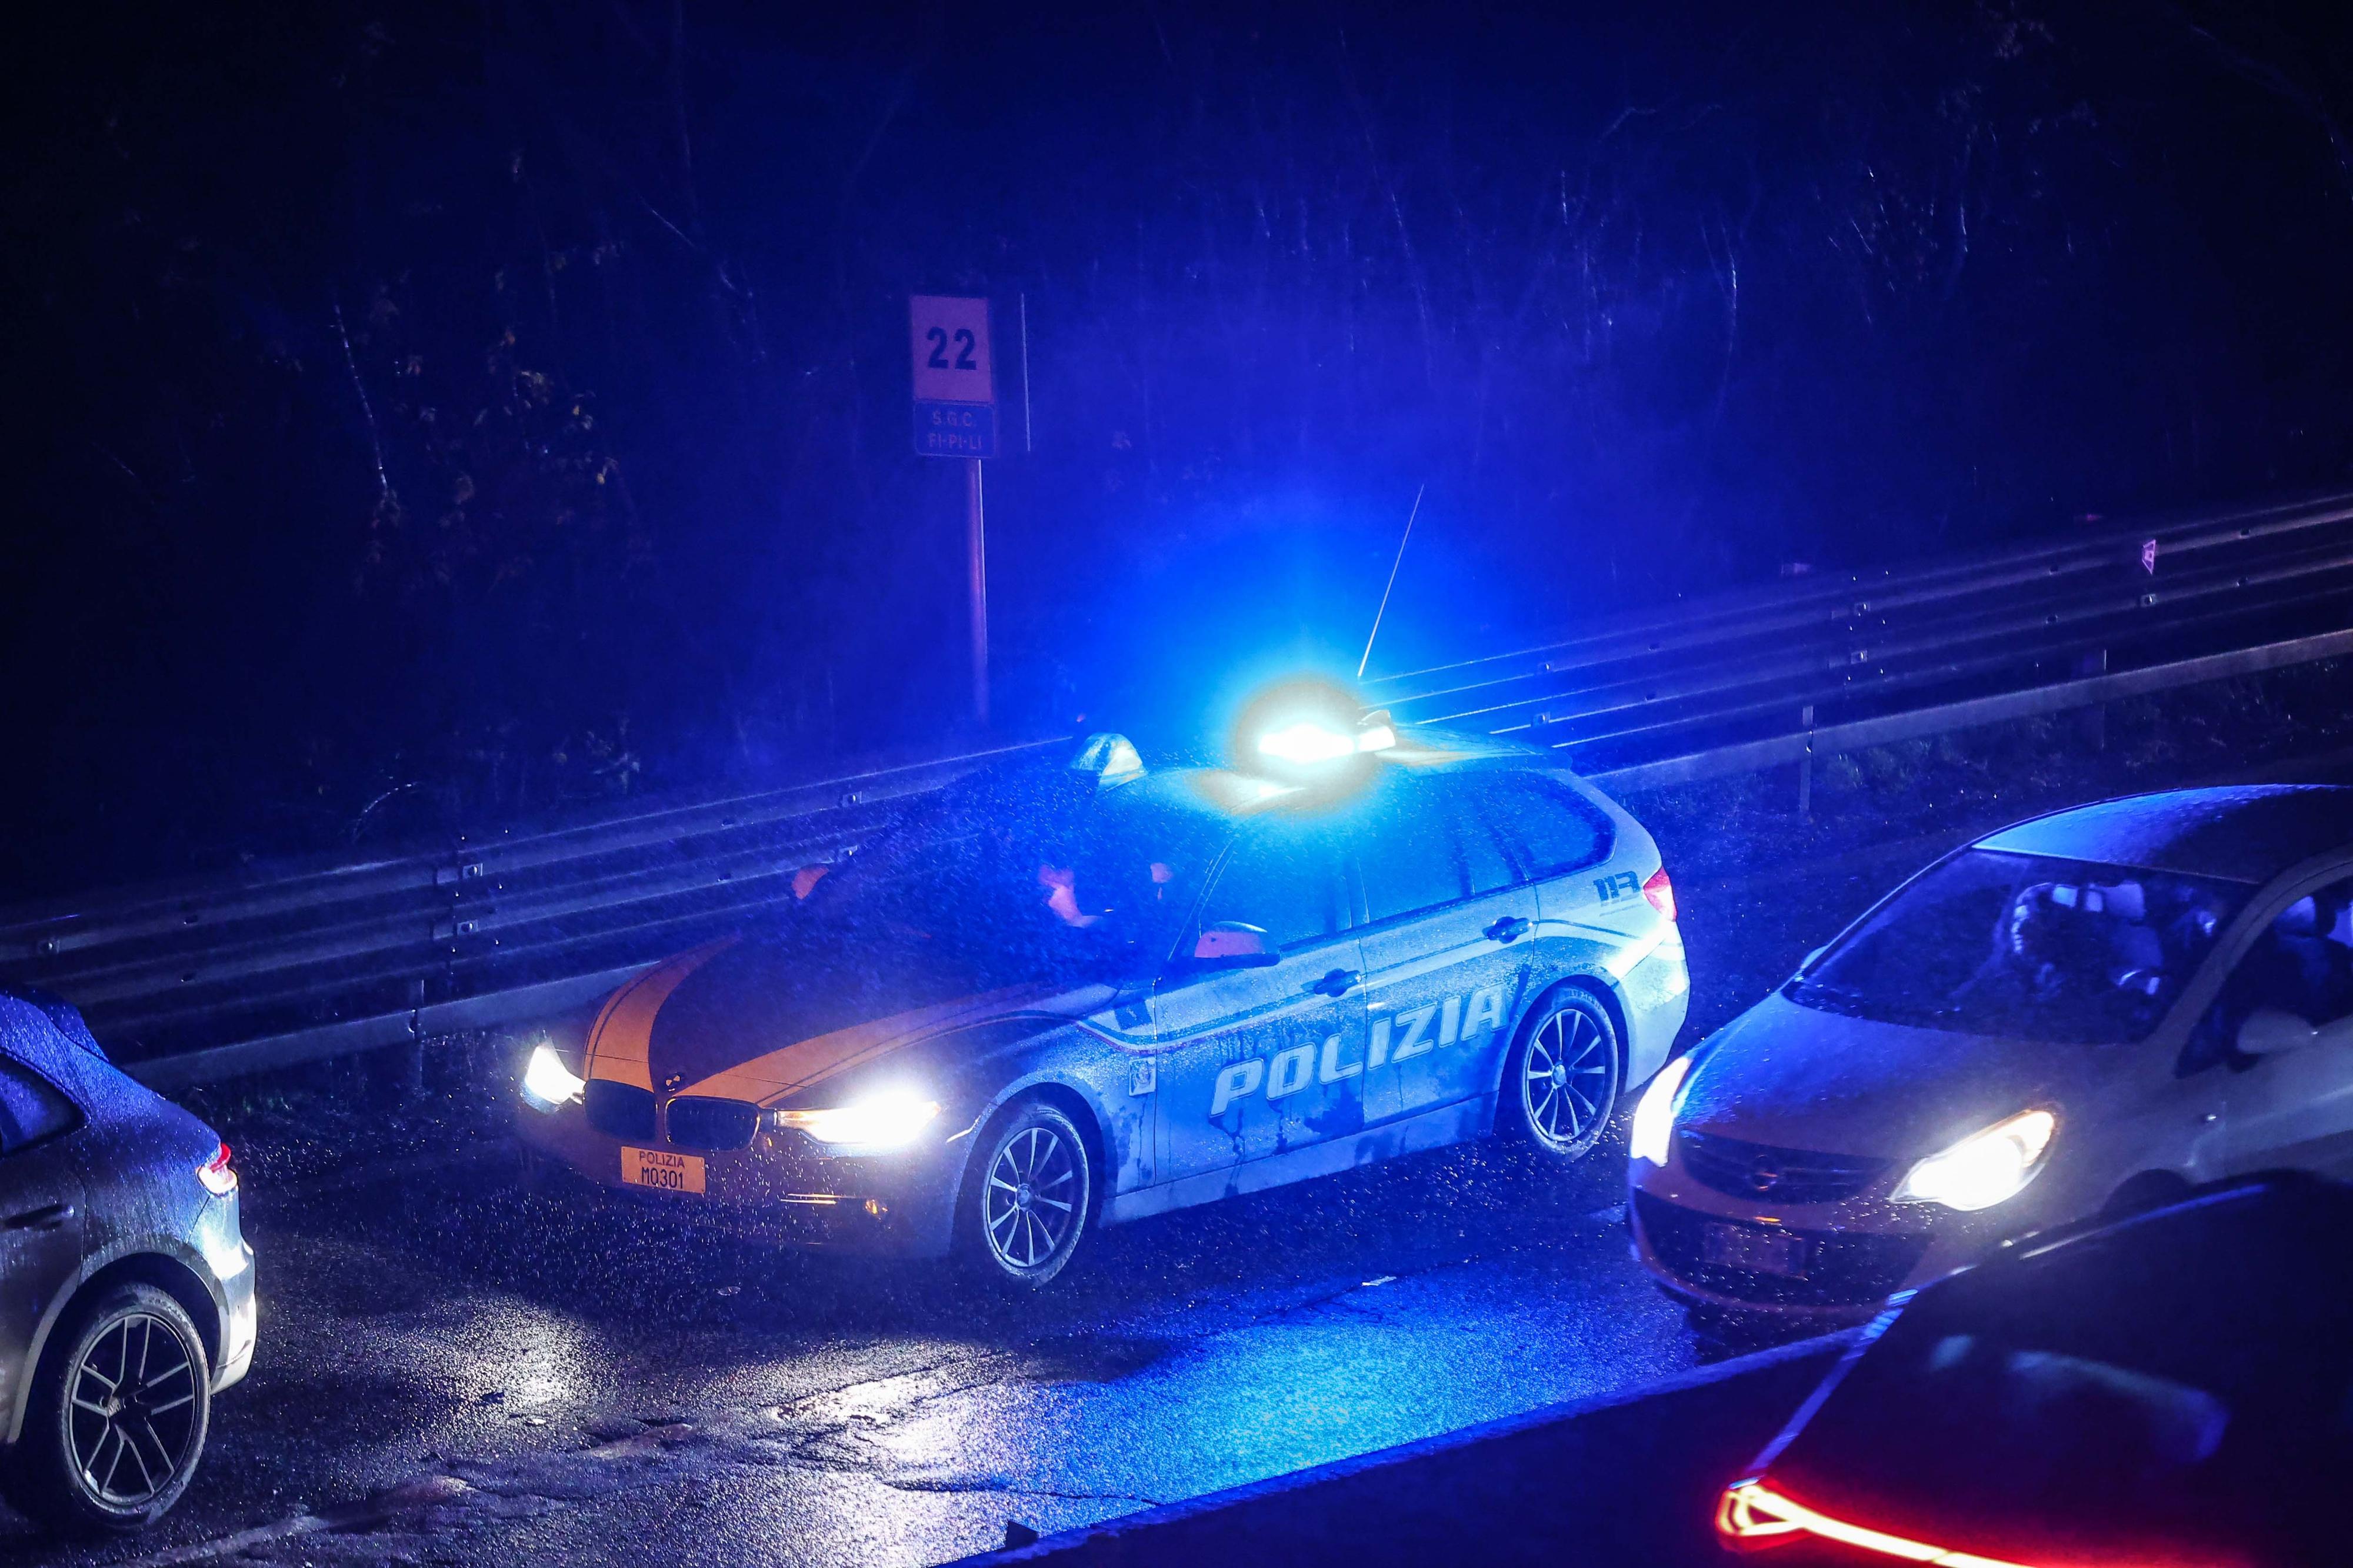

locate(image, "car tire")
(1500, 987), (1622, 1161)
(959, 1099), (1094, 1289)
(4, 1282), (212, 1534)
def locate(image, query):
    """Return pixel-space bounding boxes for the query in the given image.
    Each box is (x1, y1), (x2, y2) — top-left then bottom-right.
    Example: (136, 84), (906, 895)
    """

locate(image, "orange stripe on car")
(584, 939), (738, 1090)
(678, 983), (1082, 1104)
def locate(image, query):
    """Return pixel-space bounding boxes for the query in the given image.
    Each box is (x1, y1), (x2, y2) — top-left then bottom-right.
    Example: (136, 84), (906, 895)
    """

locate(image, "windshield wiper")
(1784, 976), (1865, 1012)
(1785, 977), (1970, 1028)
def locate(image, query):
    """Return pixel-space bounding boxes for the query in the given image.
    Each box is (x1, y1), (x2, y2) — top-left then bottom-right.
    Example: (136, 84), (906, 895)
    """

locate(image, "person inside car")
(2227, 889), (2353, 1030)
(1968, 882), (2129, 1008)
(2179, 883), (2353, 1072)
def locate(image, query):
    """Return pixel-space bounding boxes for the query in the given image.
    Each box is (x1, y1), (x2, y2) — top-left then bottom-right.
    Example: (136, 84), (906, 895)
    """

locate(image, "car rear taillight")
(196, 1142), (237, 1197)
(1642, 866), (1677, 922)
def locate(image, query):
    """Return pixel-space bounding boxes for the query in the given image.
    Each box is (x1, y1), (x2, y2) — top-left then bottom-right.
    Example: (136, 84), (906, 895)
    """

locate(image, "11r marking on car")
(1595, 870), (1642, 905)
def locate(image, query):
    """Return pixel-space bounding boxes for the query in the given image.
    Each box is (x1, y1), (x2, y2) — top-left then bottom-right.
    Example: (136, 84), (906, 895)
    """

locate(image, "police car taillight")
(196, 1142), (237, 1197)
(1643, 868), (1677, 922)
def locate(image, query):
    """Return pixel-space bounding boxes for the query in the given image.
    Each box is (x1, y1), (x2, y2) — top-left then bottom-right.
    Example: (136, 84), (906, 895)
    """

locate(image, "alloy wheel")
(982, 1124), (1079, 1272)
(67, 1313), (201, 1509)
(1522, 1006), (1613, 1150)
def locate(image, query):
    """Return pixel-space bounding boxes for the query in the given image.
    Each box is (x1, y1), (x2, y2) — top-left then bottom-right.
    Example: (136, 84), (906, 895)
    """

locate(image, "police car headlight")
(1629, 1054), (1692, 1166)
(1892, 1109), (2057, 1212)
(775, 1091), (941, 1153)
(520, 1043), (585, 1112)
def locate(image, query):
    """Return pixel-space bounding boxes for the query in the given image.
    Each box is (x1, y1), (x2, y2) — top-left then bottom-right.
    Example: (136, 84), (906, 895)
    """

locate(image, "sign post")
(911, 295), (998, 725)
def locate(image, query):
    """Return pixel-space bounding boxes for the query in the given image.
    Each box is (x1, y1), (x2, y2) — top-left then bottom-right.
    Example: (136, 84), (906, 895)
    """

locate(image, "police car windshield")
(809, 786), (1224, 991)
(1784, 849), (2250, 1045)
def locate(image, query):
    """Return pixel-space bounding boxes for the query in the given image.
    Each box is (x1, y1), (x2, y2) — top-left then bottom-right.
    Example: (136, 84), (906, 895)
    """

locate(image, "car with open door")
(516, 708), (1689, 1286)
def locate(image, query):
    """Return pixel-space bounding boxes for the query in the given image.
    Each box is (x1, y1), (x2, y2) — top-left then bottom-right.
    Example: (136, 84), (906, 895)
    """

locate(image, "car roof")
(0, 989), (135, 1113)
(1974, 785), (2353, 883)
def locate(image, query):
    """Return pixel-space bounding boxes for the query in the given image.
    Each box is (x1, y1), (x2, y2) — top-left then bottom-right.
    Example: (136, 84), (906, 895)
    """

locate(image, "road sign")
(917, 400), (996, 458)
(911, 295), (997, 458)
(910, 295), (998, 722)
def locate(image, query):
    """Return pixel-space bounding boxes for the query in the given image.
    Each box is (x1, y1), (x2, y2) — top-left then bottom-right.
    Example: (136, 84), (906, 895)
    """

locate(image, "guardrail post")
(1798, 705), (1815, 817)
(2074, 650), (2109, 750)
(397, 977), (428, 1101)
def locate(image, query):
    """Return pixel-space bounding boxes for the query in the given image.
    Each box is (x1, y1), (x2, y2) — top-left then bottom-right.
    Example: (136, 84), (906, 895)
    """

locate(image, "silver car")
(0, 988), (256, 1532)
(1629, 784), (2353, 1332)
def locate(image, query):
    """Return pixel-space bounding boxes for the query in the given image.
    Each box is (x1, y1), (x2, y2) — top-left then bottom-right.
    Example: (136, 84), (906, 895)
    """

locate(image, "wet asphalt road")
(17, 1128), (1695, 1568)
(19, 741), (2304, 1568)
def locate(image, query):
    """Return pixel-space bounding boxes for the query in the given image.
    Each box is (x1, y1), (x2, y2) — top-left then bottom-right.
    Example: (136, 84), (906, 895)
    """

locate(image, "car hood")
(582, 929), (1118, 1103)
(1677, 991), (2110, 1160)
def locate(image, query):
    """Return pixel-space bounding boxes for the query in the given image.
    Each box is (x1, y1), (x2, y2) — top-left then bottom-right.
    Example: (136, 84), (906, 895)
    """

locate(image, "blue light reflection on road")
(864, 1220), (1687, 1513)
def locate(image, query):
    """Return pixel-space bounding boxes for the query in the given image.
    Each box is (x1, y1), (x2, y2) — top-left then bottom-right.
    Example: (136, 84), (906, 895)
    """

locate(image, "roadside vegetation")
(14, 5), (2353, 896)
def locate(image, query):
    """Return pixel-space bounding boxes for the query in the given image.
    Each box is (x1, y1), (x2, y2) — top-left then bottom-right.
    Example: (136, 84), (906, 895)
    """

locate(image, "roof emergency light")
(1070, 733), (1145, 788)
(1231, 677), (1397, 788)
(1257, 722), (1355, 765)
(1257, 718), (1395, 765)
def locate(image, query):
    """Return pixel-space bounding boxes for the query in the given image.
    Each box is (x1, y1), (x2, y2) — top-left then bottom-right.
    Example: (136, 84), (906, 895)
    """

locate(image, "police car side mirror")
(2238, 1007), (2314, 1057)
(1190, 922), (1280, 968)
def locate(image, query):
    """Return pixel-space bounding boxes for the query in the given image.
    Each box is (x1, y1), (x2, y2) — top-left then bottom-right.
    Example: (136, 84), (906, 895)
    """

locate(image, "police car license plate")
(621, 1146), (704, 1195)
(1702, 1222), (1805, 1277)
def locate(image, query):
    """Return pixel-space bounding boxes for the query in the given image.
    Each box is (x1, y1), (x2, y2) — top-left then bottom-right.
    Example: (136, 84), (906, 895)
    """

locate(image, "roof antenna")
(1357, 484), (1425, 682)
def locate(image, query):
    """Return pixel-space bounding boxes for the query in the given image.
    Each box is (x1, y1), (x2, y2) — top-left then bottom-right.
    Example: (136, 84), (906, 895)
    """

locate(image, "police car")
(516, 706), (1689, 1285)
(1629, 785), (2353, 1333)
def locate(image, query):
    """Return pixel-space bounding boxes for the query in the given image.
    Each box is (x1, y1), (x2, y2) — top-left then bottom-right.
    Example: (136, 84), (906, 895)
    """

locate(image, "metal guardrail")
(0, 739), (1066, 1087)
(1364, 489), (2353, 772)
(7, 492), (2353, 1089)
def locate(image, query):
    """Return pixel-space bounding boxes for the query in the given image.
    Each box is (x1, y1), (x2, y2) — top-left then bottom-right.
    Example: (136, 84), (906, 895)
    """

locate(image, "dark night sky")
(6, 1), (2353, 896)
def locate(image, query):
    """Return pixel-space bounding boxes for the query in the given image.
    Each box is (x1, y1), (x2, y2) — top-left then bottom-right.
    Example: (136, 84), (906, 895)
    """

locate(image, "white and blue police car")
(517, 702), (1688, 1285)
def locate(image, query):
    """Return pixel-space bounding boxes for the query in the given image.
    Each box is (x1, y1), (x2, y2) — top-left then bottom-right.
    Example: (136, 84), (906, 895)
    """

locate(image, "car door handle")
(4, 1203), (75, 1232)
(1484, 916), (1530, 944)
(1308, 969), (1359, 997)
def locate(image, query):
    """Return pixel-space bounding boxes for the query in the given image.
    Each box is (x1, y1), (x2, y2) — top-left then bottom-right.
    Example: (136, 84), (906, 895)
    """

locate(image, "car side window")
(1357, 784), (1469, 925)
(1479, 775), (1614, 880)
(1440, 786), (1519, 898)
(0, 1056), (80, 1155)
(1197, 833), (1342, 953)
(2182, 875), (2353, 1073)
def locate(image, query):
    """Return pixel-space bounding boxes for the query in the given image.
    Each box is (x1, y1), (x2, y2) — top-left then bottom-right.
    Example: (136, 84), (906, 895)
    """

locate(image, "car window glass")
(1197, 833), (1341, 952)
(1448, 792), (1519, 898)
(2183, 873), (2353, 1073)
(1357, 785), (1468, 924)
(1786, 849), (2249, 1047)
(800, 776), (1229, 991)
(0, 1057), (79, 1154)
(1481, 775), (1612, 878)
